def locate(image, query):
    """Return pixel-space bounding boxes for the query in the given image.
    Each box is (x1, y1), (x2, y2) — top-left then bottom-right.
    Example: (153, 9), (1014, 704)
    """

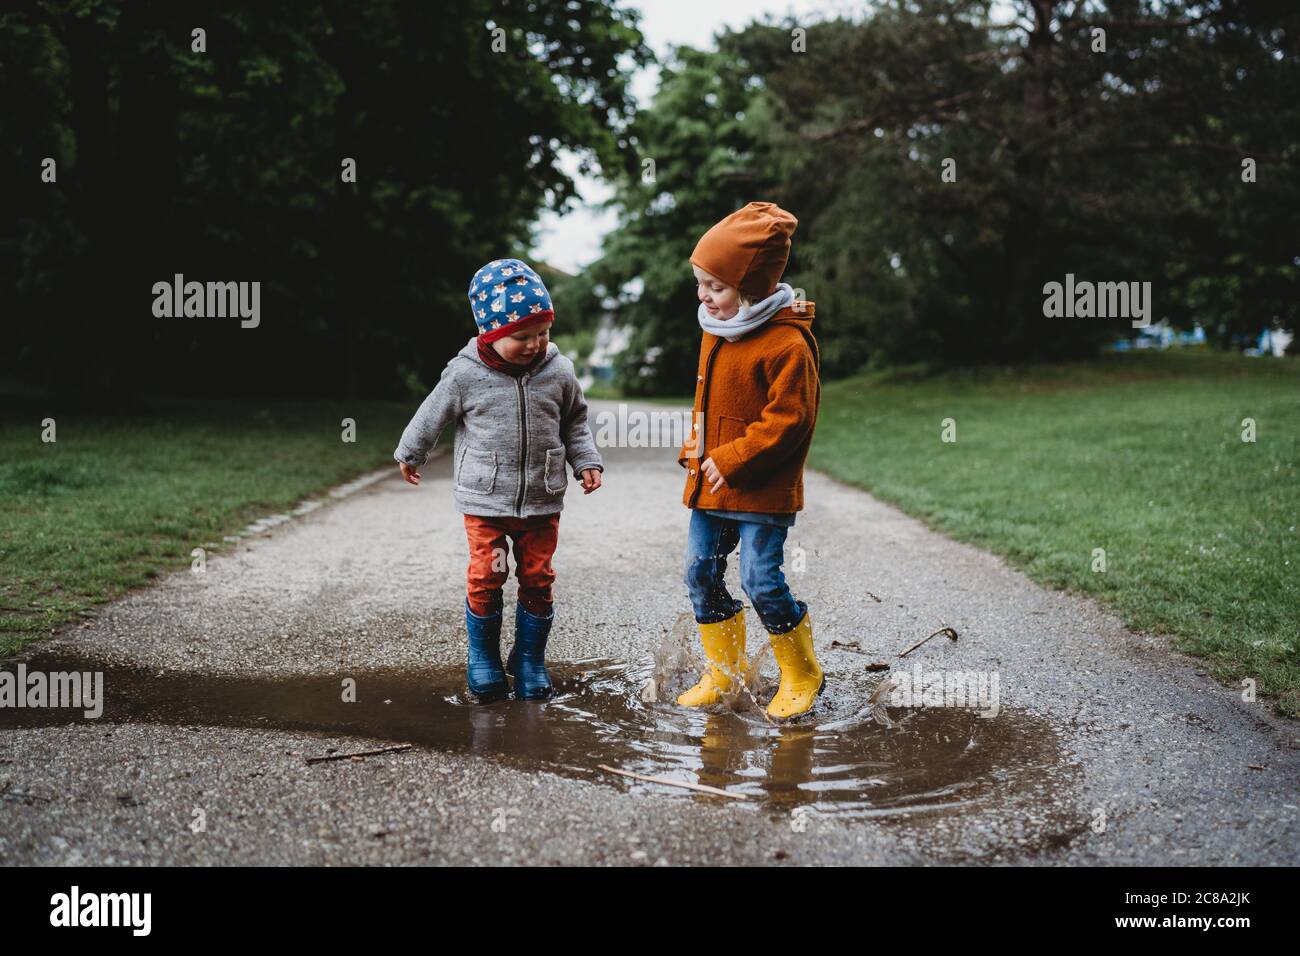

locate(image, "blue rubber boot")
(506, 602), (554, 700)
(465, 599), (509, 702)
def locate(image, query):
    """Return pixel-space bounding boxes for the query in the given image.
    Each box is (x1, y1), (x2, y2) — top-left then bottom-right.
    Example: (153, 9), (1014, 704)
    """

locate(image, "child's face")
(492, 319), (552, 364)
(693, 265), (741, 320)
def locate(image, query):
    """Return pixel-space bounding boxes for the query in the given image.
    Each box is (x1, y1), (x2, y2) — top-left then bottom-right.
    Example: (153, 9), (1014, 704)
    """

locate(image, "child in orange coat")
(675, 202), (825, 719)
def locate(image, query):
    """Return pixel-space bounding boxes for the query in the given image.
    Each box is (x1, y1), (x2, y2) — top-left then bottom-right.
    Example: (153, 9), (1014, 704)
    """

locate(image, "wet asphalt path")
(1, 399), (1297, 865)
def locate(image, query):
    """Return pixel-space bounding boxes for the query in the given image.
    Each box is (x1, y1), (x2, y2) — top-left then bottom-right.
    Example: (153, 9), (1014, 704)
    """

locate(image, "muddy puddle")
(0, 649), (1077, 824)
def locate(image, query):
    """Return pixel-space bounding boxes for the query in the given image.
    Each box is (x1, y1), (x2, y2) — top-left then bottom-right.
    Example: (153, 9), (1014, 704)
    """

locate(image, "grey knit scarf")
(697, 282), (796, 342)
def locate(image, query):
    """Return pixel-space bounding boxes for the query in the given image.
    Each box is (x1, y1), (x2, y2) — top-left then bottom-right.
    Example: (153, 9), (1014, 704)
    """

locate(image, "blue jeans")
(684, 509), (806, 635)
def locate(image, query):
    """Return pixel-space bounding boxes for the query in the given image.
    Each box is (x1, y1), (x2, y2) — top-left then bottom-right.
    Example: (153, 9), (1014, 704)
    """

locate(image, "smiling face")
(693, 265), (744, 320)
(491, 319), (552, 364)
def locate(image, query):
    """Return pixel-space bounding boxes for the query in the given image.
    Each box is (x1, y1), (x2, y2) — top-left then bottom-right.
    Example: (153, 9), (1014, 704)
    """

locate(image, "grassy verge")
(583, 384), (694, 405)
(809, 349), (1300, 716)
(0, 394), (417, 655)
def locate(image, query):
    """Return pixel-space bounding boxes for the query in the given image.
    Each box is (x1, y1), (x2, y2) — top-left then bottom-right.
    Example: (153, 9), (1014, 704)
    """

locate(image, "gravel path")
(2, 400), (1296, 866)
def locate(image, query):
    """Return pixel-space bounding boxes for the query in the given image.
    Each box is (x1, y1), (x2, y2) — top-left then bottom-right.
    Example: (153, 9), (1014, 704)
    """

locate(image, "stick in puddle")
(598, 764), (748, 800)
(305, 744), (413, 765)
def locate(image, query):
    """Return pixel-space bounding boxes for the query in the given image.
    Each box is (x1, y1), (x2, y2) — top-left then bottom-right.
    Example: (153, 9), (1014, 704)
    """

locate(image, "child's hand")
(701, 457), (727, 493)
(399, 462), (421, 486)
(580, 468), (602, 494)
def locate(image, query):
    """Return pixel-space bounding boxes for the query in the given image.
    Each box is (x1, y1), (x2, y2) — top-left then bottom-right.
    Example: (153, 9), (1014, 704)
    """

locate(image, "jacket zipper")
(514, 375), (529, 516)
(687, 339), (722, 509)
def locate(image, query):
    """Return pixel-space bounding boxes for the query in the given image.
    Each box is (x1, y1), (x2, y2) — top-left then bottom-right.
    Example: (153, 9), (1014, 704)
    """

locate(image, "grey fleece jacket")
(393, 338), (603, 518)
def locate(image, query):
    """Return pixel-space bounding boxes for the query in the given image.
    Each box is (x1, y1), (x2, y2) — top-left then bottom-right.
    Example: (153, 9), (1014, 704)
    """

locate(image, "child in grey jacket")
(393, 258), (603, 702)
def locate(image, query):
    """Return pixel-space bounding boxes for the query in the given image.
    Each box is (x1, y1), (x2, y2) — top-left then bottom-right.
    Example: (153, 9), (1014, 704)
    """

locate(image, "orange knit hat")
(690, 201), (798, 299)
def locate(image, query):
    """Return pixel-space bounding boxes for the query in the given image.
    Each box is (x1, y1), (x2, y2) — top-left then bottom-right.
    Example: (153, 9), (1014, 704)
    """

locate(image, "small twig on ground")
(305, 744), (412, 765)
(831, 641), (890, 672)
(598, 764), (748, 800)
(865, 591), (883, 603)
(898, 623), (960, 658)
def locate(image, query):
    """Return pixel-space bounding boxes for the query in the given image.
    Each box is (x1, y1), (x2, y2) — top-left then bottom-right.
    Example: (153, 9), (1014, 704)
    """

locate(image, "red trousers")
(463, 512), (561, 617)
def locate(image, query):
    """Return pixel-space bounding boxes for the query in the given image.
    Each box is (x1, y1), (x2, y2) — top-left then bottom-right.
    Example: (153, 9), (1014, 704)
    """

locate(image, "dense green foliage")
(575, 1), (1299, 393)
(0, 0), (650, 399)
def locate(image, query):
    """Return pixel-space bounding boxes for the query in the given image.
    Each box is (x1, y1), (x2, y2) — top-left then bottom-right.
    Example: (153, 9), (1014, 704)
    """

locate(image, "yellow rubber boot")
(677, 610), (749, 708)
(766, 609), (825, 719)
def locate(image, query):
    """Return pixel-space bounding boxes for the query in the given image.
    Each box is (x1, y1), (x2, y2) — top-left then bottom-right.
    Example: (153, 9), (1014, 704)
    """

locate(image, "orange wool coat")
(676, 303), (821, 512)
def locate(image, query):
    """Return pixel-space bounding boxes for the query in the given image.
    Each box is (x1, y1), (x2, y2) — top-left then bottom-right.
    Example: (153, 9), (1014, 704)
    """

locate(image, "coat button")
(696, 375), (704, 381)
(689, 469), (696, 475)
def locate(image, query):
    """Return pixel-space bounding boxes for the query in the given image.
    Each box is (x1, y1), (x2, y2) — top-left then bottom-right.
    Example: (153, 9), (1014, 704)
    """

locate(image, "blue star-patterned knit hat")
(468, 258), (554, 343)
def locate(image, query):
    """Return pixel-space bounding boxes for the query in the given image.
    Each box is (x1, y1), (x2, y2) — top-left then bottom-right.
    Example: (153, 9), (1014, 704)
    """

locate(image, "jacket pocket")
(544, 446), (568, 494)
(717, 415), (748, 447)
(455, 445), (497, 495)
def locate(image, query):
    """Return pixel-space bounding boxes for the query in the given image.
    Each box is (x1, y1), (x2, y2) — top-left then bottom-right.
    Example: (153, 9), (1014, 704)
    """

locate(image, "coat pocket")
(455, 445), (498, 495)
(717, 415), (748, 447)
(544, 446), (568, 494)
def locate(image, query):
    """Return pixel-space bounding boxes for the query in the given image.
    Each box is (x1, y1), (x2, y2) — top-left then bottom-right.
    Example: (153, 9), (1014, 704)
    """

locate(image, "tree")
(0, 0), (651, 399)
(567, 44), (771, 395)
(585, 0), (1299, 391)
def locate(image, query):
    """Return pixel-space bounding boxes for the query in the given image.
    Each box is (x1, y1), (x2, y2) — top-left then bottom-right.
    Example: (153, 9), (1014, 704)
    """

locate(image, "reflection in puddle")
(0, 651), (1074, 823)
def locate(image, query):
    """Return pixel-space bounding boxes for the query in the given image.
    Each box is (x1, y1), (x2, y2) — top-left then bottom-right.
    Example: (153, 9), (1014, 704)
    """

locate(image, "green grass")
(582, 381), (624, 401)
(809, 349), (1300, 716)
(0, 395), (417, 655)
(583, 383), (694, 405)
